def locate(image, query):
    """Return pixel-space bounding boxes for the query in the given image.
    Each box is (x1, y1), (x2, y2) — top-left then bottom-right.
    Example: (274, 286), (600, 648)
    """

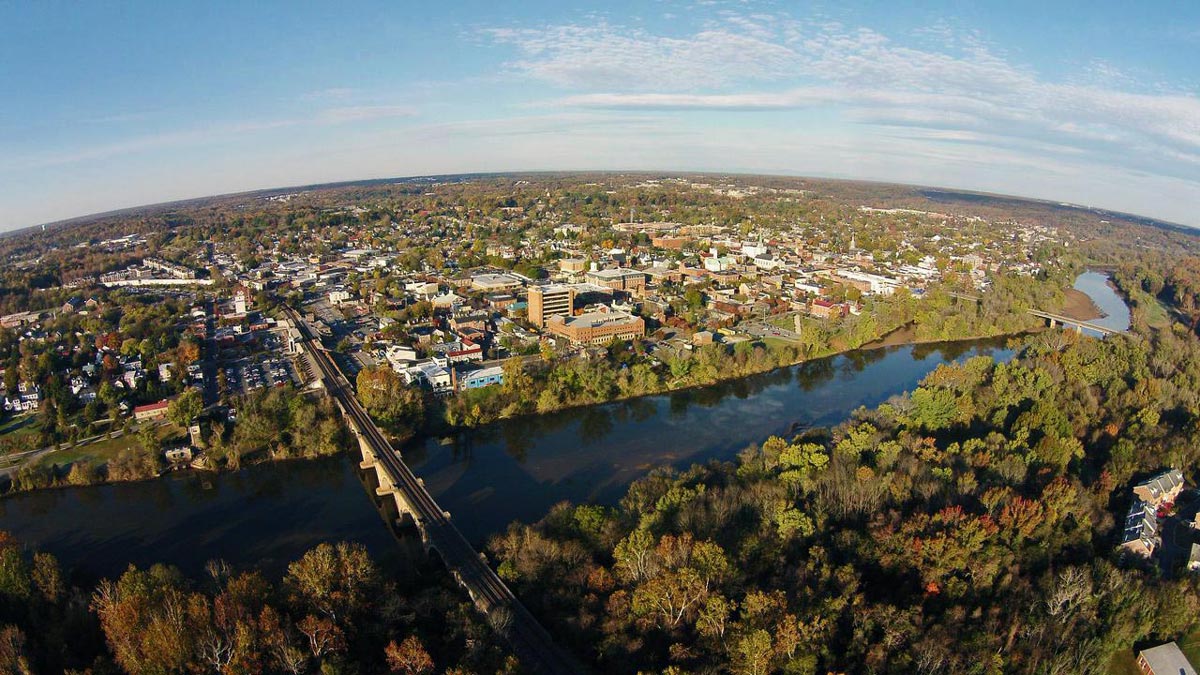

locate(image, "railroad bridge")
(286, 308), (581, 675)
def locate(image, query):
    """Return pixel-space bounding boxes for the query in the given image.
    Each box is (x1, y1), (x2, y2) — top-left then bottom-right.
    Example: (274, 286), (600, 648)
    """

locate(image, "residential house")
(1133, 468), (1185, 507)
(1137, 642), (1197, 675)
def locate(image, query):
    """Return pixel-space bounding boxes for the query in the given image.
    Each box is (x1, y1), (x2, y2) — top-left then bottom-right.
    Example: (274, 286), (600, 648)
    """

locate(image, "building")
(233, 286), (251, 315)
(545, 310), (645, 345)
(559, 258), (587, 274)
(133, 400), (170, 422)
(651, 235), (688, 250)
(586, 268), (647, 295)
(457, 365), (505, 390)
(1119, 499), (1158, 558)
(810, 299), (849, 319)
(1133, 468), (1185, 507)
(528, 284), (576, 328)
(1137, 642), (1197, 675)
(470, 273), (524, 293)
(164, 446), (194, 464)
(3, 382), (41, 413)
(403, 360), (453, 394)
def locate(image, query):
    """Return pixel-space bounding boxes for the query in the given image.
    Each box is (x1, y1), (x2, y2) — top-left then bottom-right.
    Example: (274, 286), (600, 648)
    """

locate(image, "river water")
(1074, 270), (1131, 332)
(0, 338), (1015, 579)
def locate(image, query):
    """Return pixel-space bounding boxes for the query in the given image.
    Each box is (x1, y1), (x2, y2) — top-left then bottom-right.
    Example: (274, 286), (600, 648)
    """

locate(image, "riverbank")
(1061, 287), (1105, 322)
(434, 321), (1030, 435)
(0, 337), (1019, 577)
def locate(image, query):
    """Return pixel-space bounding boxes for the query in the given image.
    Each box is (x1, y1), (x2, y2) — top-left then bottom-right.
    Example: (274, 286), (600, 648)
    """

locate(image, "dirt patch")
(1060, 288), (1104, 322)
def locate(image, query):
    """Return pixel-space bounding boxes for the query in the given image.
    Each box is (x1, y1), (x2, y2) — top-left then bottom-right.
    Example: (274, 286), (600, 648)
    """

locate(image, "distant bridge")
(947, 292), (1121, 336)
(286, 308), (582, 675)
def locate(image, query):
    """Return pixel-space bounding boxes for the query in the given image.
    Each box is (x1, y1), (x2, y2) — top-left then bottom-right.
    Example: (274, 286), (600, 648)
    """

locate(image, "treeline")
(209, 385), (349, 469)
(3, 386), (347, 495)
(489, 327), (1200, 674)
(0, 535), (515, 674)
(440, 277), (1055, 430)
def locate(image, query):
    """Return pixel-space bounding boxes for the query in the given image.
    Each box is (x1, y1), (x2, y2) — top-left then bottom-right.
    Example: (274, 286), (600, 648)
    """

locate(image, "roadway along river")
(0, 338), (1014, 580)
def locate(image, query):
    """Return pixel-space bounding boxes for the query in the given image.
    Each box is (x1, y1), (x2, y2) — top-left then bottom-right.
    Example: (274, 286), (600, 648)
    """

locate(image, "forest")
(488, 324), (1200, 674)
(0, 535), (517, 674)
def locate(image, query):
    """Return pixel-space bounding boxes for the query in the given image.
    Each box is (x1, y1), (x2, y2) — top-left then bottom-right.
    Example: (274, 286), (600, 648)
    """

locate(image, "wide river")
(1, 272), (1135, 580)
(0, 338), (1015, 579)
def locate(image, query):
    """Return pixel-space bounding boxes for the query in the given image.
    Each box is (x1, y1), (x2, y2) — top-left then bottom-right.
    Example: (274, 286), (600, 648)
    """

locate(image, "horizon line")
(7, 169), (1195, 237)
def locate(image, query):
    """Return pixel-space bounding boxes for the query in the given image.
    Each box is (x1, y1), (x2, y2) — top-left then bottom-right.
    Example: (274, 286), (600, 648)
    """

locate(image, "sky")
(2, 0), (1199, 231)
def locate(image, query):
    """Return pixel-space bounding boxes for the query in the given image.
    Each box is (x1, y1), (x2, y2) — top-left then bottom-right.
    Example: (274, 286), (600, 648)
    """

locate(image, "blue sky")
(2, 0), (1199, 230)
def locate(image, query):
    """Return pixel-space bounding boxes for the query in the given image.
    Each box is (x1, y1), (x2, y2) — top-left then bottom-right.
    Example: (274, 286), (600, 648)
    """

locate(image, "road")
(287, 308), (582, 675)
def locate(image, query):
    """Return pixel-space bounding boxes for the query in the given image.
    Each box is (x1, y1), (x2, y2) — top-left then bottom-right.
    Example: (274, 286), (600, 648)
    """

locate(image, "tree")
(355, 367), (424, 438)
(168, 388), (203, 427)
(177, 339), (201, 366)
(385, 636), (435, 675)
(285, 542), (379, 623)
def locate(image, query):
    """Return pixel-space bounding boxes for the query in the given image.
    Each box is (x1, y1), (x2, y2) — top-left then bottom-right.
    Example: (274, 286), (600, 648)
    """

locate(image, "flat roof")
(558, 310), (641, 329)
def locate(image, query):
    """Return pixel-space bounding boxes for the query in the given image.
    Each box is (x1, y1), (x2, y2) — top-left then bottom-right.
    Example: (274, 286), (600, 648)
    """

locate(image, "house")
(1137, 642), (1197, 675)
(3, 383), (41, 413)
(1133, 469), (1185, 507)
(133, 400), (170, 422)
(1118, 500), (1158, 558)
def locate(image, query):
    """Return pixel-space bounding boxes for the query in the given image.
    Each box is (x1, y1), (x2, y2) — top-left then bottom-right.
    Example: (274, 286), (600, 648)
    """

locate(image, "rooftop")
(1139, 642), (1197, 675)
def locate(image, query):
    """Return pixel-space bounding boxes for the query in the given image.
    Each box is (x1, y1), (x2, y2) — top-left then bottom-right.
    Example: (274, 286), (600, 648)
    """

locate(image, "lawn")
(1127, 286), (1172, 330)
(30, 422), (185, 470)
(1105, 650), (1141, 675)
(0, 414), (42, 442)
(1179, 629), (1200, 668)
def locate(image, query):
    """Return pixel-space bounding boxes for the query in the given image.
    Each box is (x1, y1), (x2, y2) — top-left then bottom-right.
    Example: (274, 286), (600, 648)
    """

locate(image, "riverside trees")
(489, 328), (1200, 674)
(0, 536), (514, 674)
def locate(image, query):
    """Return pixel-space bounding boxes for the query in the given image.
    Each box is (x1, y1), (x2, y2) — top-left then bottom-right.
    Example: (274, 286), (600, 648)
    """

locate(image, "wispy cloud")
(485, 15), (1200, 177)
(7, 105), (419, 170)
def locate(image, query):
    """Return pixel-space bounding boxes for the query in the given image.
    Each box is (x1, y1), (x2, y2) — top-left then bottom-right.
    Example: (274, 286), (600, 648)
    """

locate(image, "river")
(0, 338), (1015, 579)
(0, 272), (1133, 580)
(1074, 270), (1132, 332)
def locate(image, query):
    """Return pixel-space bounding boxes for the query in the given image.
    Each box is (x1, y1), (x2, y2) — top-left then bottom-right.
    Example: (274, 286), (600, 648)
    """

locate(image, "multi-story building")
(545, 310), (645, 345)
(586, 268), (647, 295)
(559, 258), (587, 274)
(528, 284), (576, 328)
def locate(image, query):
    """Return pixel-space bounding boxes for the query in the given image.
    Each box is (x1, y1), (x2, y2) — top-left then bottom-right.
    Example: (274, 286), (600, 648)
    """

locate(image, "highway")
(286, 308), (582, 675)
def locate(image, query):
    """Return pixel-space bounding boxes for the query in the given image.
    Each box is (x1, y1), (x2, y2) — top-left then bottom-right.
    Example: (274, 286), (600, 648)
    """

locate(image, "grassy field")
(29, 422), (185, 470)
(1179, 629), (1200, 667)
(0, 415), (42, 442)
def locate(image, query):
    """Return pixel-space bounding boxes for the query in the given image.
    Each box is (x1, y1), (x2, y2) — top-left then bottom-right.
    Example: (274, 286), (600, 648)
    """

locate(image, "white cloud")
(485, 16), (1200, 194)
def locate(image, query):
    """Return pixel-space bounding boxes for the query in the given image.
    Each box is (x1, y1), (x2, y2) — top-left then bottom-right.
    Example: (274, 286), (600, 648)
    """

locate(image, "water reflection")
(406, 338), (1013, 541)
(0, 338), (1013, 579)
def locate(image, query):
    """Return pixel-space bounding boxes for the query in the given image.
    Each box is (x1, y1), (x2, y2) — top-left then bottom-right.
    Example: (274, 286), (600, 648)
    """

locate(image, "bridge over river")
(948, 293), (1122, 336)
(286, 308), (582, 675)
